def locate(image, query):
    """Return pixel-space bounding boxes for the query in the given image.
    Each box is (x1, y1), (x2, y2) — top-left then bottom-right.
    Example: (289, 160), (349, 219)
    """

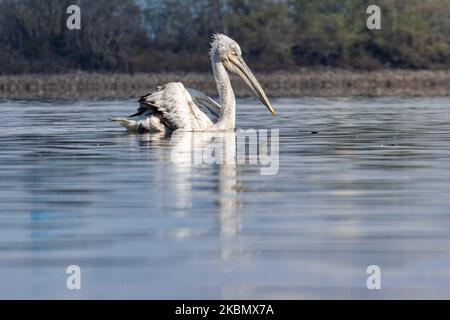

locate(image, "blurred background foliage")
(0, 0), (448, 74)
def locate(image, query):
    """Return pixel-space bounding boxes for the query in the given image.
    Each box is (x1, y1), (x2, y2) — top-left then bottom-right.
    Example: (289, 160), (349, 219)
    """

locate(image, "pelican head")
(210, 34), (277, 115)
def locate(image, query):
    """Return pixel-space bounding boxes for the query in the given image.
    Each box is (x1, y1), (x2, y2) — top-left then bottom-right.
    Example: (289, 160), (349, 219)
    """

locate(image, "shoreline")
(0, 70), (449, 100)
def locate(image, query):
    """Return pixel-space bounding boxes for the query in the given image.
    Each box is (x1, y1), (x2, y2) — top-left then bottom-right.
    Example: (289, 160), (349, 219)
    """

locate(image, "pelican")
(110, 34), (276, 133)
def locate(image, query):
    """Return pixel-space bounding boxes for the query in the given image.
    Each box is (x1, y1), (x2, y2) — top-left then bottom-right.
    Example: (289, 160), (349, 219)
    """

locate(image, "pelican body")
(110, 34), (276, 133)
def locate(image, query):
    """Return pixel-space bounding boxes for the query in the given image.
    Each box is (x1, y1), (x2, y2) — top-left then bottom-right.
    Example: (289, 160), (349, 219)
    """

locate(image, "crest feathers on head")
(210, 33), (229, 57)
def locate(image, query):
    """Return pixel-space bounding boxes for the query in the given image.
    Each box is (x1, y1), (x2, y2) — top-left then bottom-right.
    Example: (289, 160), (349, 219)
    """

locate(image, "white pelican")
(110, 34), (276, 133)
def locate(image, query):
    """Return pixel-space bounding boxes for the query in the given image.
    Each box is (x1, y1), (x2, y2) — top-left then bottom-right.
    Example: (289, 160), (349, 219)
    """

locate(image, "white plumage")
(110, 34), (276, 134)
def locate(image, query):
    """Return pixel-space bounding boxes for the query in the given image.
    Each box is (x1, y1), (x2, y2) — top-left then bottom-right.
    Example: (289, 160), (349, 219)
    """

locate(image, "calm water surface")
(0, 97), (450, 299)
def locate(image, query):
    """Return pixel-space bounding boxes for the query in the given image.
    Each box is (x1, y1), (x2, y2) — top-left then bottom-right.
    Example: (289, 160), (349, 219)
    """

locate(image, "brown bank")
(0, 69), (449, 100)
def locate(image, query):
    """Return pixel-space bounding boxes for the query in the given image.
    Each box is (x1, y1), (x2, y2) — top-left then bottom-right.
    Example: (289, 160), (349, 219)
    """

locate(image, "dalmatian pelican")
(110, 34), (276, 133)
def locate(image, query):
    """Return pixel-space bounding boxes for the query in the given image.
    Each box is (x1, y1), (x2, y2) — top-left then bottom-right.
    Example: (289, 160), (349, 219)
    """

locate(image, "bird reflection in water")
(128, 128), (278, 295)
(171, 130), (241, 238)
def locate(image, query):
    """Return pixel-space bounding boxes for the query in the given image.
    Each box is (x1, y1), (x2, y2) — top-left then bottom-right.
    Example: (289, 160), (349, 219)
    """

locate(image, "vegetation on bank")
(0, 0), (449, 75)
(1, 70), (449, 100)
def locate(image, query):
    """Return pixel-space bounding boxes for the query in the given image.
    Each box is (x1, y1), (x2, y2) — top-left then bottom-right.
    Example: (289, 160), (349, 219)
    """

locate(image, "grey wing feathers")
(136, 82), (215, 131)
(186, 88), (221, 121)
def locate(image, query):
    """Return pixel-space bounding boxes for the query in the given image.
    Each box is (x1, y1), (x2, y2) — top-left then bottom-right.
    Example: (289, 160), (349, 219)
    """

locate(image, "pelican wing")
(186, 88), (221, 122)
(138, 82), (214, 131)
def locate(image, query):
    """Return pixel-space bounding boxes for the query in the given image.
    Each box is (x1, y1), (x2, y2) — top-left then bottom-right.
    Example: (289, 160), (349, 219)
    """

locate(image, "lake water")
(0, 97), (450, 299)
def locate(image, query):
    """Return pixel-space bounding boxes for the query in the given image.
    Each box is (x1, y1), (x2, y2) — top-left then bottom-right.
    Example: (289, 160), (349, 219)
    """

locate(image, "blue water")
(0, 97), (450, 299)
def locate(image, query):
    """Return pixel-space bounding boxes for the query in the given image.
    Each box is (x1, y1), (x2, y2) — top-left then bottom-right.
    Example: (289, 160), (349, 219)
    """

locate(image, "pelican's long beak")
(229, 56), (277, 115)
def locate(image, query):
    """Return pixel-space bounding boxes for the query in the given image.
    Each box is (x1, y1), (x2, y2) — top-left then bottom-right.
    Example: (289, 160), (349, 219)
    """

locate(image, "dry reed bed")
(0, 70), (449, 100)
